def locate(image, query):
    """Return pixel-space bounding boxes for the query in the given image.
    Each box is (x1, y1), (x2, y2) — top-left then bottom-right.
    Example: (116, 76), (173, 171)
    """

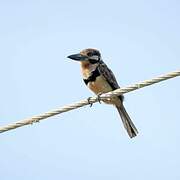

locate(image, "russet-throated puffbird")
(68, 48), (138, 138)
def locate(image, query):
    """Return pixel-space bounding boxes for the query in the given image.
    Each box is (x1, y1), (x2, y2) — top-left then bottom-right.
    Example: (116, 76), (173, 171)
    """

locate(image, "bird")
(67, 48), (138, 138)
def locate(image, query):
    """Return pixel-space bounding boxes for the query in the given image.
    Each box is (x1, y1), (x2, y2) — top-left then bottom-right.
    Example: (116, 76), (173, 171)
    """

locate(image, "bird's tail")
(116, 104), (138, 138)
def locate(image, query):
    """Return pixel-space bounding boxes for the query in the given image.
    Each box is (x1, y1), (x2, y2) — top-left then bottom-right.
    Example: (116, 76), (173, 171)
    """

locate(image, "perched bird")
(67, 48), (138, 138)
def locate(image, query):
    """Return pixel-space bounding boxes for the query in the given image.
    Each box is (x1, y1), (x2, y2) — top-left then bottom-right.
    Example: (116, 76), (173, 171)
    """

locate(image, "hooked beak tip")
(67, 53), (87, 61)
(67, 55), (73, 59)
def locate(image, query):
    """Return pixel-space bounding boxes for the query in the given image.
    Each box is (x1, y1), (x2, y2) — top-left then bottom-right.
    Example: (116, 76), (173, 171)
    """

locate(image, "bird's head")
(67, 48), (101, 64)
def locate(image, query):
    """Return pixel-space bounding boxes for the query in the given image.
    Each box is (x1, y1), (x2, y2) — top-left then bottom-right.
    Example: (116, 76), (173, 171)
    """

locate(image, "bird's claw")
(87, 97), (93, 107)
(87, 93), (103, 107)
(97, 93), (103, 104)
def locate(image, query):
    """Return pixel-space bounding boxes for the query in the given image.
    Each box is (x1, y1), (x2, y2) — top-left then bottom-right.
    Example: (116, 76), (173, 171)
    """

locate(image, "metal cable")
(0, 70), (179, 133)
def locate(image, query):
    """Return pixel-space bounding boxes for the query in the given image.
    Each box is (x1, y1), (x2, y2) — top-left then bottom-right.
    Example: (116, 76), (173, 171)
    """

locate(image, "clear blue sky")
(0, 0), (180, 179)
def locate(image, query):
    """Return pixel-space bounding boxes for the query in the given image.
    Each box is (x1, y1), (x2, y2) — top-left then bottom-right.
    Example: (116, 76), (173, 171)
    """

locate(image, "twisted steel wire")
(0, 70), (179, 133)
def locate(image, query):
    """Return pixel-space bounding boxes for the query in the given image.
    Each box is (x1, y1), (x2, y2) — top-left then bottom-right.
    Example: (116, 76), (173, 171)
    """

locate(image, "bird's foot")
(87, 97), (93, 107)
(97, 93), (103, 104)
(87, 93), (103, 107)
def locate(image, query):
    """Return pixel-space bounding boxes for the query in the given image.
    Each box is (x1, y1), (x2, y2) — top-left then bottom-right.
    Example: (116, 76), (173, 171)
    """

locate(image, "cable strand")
(0, 70), (179, 133)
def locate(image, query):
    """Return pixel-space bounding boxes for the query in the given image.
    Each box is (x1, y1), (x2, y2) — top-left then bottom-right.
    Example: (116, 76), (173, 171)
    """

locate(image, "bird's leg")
(96, 92), (103, 104)
(87, 93), (103, 107)
(87, 97), (93, 107)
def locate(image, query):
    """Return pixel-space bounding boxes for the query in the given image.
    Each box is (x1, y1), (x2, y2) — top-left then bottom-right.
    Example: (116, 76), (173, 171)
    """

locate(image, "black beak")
(67, 53), (87, 61)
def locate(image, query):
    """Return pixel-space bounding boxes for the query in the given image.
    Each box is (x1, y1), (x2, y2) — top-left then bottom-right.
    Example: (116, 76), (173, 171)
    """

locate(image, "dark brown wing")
(98, 61), (124, 101)
(98, 61), (120, 90)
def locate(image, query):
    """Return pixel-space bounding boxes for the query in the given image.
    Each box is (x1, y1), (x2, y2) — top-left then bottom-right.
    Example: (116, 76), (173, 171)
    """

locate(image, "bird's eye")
(87, 52), (93, 57)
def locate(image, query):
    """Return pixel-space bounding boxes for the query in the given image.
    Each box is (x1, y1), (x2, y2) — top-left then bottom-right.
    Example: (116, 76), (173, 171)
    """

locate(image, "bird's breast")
(87, 75), (120, 105)
(88, 75), (112, 94)
(81, 63), (120, 105)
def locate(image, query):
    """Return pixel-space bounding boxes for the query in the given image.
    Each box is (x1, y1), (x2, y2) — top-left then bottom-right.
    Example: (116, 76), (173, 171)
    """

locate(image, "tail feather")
(116, 104), (138, 138)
